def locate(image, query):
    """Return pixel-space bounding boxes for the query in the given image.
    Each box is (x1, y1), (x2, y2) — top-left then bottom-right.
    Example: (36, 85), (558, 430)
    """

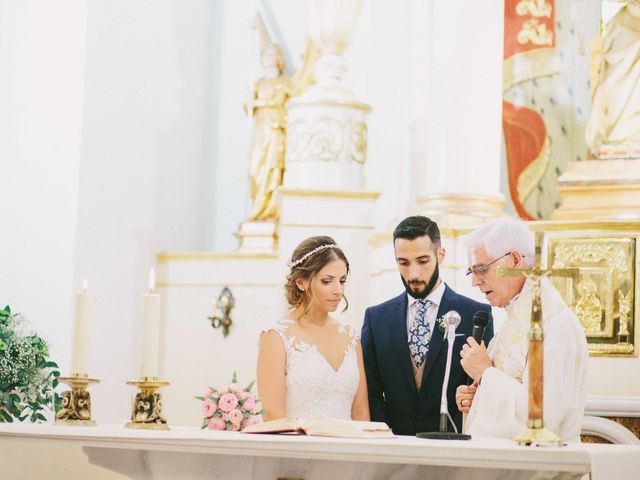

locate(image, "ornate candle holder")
(125, 378), (170, 430)
(55, 374), (100, 426)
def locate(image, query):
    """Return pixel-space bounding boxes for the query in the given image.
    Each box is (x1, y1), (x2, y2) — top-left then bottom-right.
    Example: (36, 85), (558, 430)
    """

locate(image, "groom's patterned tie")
(408, 299), (433, 368)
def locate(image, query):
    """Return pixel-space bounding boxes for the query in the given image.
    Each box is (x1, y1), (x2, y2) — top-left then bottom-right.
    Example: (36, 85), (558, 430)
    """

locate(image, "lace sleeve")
(260, 319), (295, 355)
(339, 323), (360, 347)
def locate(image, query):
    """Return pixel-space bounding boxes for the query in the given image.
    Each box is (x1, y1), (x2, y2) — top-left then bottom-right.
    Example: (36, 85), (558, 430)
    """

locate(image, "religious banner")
(502, 0), (598, 220)
(503, 0), (557, 220)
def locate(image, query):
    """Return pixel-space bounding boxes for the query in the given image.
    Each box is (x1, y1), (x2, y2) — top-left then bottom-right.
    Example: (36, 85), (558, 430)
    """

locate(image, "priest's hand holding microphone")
(457, 311), (492, 413)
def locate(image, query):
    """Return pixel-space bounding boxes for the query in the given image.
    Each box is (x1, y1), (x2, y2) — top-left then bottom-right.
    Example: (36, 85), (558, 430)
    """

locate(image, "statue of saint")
(575, 277), (602, 333)
(246, 14), (318, 221)
(585, 1), (640, 155)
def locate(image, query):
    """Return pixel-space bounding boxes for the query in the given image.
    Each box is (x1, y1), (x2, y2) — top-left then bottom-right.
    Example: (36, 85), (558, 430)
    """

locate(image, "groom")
(361, 216), (493, 435)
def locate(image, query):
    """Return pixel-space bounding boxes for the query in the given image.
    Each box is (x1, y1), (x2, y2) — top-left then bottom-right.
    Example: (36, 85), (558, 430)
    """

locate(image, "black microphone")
(472, 310), (490, 345)
(467, 311), (491, 386)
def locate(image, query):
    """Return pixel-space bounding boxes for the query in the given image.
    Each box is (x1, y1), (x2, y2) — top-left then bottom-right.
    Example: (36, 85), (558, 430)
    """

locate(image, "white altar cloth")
(1, 424), (639, 480)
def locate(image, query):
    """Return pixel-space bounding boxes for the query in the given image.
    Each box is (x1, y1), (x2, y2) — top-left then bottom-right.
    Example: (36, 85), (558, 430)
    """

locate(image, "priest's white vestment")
(466, 277), (589, 442)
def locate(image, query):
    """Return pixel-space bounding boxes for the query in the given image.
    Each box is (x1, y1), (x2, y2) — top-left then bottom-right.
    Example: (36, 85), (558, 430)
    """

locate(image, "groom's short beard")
(401, 261), (440, 300)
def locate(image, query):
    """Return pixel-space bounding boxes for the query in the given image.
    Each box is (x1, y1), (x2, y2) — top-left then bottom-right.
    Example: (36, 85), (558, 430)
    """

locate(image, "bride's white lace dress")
(263, 318), (360, 420)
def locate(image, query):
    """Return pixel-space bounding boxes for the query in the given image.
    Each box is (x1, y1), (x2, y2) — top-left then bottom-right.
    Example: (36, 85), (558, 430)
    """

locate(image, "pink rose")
(251, 401), (263, 414)
(226, 409), (243, 425)
(242, 397), (256, 412)
(229, 383), (244, 394)
(239, 391), (253, 401)
(228, 422), (241, 431)
(202, 399), (217, 418)
(218, 393), (239, 412)
(215, 384), (228, 395)
(207, 417), (226, 430)
(242, 415), (260, 430)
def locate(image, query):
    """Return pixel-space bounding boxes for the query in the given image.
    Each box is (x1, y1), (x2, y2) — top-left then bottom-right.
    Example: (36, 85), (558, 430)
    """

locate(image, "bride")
(257, 236), (370, 421)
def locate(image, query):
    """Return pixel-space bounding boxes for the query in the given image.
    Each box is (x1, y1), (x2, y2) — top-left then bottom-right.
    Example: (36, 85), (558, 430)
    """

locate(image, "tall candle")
(140, 268), (161, 379)
(71, 279), (91, 376)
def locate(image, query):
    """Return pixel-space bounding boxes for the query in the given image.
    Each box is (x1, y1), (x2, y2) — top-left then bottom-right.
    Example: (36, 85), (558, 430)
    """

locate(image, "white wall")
(74, 0), (220, 423)
(0, 0), (88, 378)
(0, 0), (223, 424)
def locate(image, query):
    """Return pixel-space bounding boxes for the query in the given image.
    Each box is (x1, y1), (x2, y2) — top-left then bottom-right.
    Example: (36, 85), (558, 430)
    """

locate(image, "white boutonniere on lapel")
(436, 316), (446, 337)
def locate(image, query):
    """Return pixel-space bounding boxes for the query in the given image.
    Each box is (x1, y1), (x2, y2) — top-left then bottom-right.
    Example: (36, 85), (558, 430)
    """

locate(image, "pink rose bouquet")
(196, 372), (264, 431)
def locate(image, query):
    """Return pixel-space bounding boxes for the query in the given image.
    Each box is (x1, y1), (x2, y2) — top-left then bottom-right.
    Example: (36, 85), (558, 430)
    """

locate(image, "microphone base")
(416, 432), (472, 441)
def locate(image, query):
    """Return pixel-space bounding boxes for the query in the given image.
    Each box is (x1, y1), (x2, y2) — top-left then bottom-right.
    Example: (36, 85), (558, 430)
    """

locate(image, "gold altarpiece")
(530, 221), (639, 357)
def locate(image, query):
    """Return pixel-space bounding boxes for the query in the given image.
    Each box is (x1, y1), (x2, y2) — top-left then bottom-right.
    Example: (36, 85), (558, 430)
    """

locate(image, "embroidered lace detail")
(261, 319), (359, 420)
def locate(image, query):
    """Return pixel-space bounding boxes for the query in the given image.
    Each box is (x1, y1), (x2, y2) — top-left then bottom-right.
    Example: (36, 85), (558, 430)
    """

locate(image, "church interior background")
(2, 0), (640, 478)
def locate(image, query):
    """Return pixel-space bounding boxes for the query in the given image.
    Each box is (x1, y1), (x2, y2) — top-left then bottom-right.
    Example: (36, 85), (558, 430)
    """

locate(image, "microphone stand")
(417, 314), (471, 441)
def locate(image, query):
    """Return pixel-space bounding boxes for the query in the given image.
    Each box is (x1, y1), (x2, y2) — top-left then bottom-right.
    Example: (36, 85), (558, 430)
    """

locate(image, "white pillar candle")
(140, 268), (161, 379)
(71, 279), (91, 376)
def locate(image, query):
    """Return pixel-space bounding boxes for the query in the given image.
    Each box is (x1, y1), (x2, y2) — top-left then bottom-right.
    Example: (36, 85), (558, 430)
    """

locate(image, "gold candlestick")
(125, 378), (170, 430)
(55, 374), (100, 426)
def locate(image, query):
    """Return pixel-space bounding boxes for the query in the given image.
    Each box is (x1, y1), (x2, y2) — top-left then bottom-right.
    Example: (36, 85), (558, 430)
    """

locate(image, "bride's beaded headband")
(288, 244), (338, 269)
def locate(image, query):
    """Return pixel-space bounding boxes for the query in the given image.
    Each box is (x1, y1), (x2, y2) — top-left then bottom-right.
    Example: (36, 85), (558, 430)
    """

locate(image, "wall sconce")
(208, 287), (235, 337)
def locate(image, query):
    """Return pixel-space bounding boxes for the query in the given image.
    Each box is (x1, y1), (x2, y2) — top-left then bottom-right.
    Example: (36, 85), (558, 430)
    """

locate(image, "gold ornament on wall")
(547, 234), (636, 356)
(208, 287), (235, 337)
(575, 277), (604, 334)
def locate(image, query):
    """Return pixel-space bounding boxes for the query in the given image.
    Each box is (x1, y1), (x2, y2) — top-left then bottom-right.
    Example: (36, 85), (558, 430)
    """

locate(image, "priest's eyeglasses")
(465, 252), (511, 277)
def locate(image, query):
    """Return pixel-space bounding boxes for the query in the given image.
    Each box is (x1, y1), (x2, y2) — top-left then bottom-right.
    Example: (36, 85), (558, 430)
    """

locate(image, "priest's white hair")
(464, 218), (535, 268)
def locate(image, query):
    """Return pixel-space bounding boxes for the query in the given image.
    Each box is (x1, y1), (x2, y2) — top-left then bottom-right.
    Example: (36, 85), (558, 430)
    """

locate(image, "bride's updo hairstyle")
(285, 235), (349, 312)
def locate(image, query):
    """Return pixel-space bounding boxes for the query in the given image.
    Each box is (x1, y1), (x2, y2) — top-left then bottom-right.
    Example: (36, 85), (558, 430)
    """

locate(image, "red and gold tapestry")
(503, 0), (556, 220)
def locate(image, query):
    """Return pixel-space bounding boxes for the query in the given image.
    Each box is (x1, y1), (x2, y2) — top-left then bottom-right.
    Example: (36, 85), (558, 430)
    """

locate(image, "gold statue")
(246, 13), (318, 221)
(575, 277), (602, 333)
(585, 1), (640, 153)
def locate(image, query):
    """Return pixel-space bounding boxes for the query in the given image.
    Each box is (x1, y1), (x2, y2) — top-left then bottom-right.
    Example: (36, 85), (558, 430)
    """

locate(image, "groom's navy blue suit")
(361, 284), (493, 435)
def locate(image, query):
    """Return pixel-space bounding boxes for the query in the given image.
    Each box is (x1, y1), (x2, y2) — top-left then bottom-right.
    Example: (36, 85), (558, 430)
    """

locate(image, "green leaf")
(201, 419), (208, 429)
(33, 412), (46, 423)
(232, 371), (237, 384)
(0, 409), (14, 422)
(245, 380), (255, 392)
(0, 306), (9, 325)
(194, 396), (205, 401)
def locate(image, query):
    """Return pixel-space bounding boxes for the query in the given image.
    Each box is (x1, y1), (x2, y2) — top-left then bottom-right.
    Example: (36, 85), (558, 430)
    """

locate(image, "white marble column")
(283, 0), (370, 191)
(416, 0), (506, 227)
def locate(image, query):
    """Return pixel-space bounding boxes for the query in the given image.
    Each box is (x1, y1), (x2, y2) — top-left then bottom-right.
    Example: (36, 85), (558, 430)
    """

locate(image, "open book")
(242, 417), (394, 439)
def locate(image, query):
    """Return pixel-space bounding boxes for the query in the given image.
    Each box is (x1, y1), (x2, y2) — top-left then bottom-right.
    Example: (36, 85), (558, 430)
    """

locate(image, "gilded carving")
(618, 290), (632, 337)
(517, 19), (553, 46)
(347, 119), (367, 164)
(287, 116), (367, 165)
(516, 0), (552, 18)
(575, 277), (603, 334)
(553, 243), (628, 281)
(132, 391), (167, 425)
(548, 236), (635, 356)
(56, 389), (92, 421)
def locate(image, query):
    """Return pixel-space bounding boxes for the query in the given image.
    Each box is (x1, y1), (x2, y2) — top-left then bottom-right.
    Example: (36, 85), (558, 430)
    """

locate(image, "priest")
(456, 218), (588, 442)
